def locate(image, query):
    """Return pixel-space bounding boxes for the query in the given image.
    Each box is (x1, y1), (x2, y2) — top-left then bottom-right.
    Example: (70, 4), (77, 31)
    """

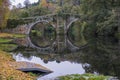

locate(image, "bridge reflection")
(13, 36), (120, 79)
(14, 34), (87, 54)
(14, 18), (87, 53)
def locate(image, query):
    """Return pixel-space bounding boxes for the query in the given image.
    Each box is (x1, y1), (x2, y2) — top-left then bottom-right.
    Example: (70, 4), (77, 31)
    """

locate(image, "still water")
(0, 22), (120, 80)
(11, 35), (120, 80)
(13, 54), (85, 80)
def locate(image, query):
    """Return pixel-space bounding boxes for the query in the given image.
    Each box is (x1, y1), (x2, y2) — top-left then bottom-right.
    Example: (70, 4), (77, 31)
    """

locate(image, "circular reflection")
(30, 22), (56, 47)
(67, 21), (87, 47)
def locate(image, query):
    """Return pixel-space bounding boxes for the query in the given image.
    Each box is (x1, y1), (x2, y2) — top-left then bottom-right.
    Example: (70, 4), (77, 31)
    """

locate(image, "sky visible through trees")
(10, 0), (38, 6)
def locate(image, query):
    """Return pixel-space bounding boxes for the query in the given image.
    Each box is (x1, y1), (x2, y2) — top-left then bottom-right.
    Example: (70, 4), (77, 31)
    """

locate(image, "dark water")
(1, 22), (120, 80)
(12, 36), (120, 80)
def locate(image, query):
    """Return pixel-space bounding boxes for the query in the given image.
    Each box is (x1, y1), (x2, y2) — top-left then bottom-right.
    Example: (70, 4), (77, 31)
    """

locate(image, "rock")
(8, 61), (53, 73)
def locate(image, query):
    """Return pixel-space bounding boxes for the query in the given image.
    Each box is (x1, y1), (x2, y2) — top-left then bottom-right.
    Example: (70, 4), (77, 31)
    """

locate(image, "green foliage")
(9, 6), (51, 19)
(12, 34), (26, 38)
(115, 32), (120, 39)
(28, 6), (51, 16)
(6, 19), (26, 28)
(58, 74), (110, 80)
(28, 72), (38, 77)
(0, 44), (18, 51)
(80, 0), (120, 36)
(56, 0), (81, 14)
(0, 38), (12, 43)
(7, 76), (14, 80)
(9, 0), (81, 19)
(8, 0), (120, 37)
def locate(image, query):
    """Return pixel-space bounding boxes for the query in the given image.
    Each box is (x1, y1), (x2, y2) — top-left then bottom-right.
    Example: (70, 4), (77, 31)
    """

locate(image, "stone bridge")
(20, 13), (81, 34)
(14, 13), (84, 53)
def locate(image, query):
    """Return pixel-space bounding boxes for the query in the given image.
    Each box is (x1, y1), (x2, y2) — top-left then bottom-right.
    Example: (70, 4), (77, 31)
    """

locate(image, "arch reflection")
(29, 22), (56, 48)
(13, 36), (120, 79)
(67, 20), (87, 47)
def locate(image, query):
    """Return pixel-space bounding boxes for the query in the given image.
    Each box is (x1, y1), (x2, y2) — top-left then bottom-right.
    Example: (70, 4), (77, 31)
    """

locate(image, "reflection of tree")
(30, 22), (56, 47)
(68, 21), (87, 47)
(13, 36), (120, 79)
(81, 37), (120, 79)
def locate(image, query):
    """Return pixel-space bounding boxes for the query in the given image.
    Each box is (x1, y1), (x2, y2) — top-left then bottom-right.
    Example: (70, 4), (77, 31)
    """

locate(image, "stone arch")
(66, 18), (87, 49)
(27, 20), (56, 51)
(67, 18), (79, 30)
(27, 36), (52, 51)
(27, 20), (48, 35)
(27, 20), (55, 35)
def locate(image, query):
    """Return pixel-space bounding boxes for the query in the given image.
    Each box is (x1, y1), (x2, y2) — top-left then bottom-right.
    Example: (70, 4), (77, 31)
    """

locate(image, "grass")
(0, 44), (18, 51)
(12, 34), (26, 38)
(0, 33), (13, 38)
(0, 33), (26, 45)
(58, 74), (110, 80)
(0, 38), (13, 43)
(0, 33), (36, 80)
(28, 72), (40, 77)
(0, 33), (26, 51)
(0, 33), (26, 38)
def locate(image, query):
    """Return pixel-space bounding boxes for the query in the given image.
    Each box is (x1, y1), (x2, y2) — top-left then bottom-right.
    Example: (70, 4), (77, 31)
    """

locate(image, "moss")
(12, 34), (26, 38)
(0, 33), (26, 38)
(28, 72), (40, 77)
(58, 74), (110, 80)
(0, 38), (13, 43)
(0, 44), (18, 51)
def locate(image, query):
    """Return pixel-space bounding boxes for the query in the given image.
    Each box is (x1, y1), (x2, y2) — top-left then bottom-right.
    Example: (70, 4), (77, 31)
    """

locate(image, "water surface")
(1, 21), (120, 79)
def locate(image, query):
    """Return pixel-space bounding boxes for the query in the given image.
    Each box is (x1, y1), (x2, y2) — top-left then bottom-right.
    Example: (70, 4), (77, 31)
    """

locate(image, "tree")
(17, 3), (22, 8)
(56, 0), (81, 14)
(80, 0), (120, 36)
(73, 0), (80, 5)
(24, 0), (30, 8)
(59, 0), (64, 6)
(40, 0), (48, 7)
(0, 0), (10, 29)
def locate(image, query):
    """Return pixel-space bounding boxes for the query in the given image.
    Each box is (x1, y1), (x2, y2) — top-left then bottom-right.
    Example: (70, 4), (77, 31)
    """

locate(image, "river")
(0, 22), (120, 80)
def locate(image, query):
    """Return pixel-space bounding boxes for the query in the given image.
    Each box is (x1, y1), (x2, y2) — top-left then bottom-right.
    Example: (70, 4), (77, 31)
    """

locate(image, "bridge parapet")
(15, 13), (81, 35)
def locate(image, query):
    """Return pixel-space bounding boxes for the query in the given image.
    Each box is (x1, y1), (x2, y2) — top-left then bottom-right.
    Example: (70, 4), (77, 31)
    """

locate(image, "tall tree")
(40, 0), (48, 7)
(24, 0), (30, 8)
(80, 0), (119, 35)
(17, 3), (22, 8)
(59, 0), (64, 6)
(0, 0), (10, 29)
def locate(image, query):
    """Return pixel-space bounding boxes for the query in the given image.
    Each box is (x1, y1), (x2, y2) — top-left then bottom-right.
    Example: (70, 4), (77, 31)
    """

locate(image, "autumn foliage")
(40, 0), (48, 7)
(0, 0), (10, 29)
(0, 50), (35, 80)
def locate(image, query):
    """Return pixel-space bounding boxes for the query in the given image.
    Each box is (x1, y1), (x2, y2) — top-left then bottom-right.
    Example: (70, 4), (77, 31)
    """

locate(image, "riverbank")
(0, 33), (26, 51)
(0, 50), (36, 80)
(0, 33), (36, 80)
(0, 33), (116, 80)
(0, 33), (26, 38)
